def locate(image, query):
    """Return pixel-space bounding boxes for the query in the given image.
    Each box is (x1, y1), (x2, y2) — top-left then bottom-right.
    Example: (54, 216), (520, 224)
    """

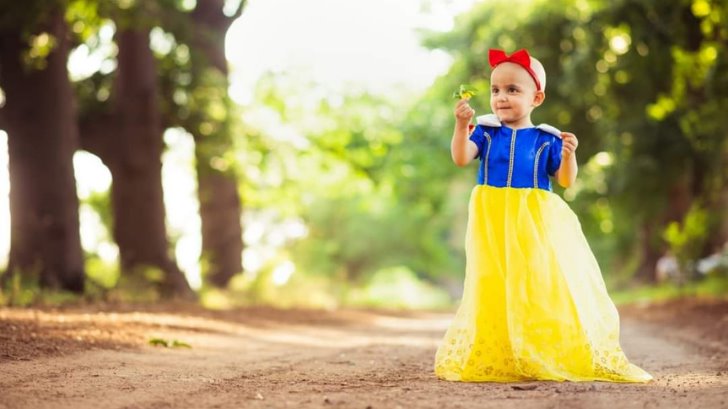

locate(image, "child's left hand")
(561, 132), (578, 158)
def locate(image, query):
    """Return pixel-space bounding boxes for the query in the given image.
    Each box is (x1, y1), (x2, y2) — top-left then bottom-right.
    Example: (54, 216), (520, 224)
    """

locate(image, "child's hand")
(454, 99), (475, 126)
(561, 132), (578, 158)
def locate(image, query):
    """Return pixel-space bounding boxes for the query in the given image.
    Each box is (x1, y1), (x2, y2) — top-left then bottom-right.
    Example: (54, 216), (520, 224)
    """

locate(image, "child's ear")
(532, 90), (545, 107)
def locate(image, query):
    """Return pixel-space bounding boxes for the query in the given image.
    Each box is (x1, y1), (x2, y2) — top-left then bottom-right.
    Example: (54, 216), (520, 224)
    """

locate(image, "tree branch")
(78, 111), (116, 165)
(229, 0), (247, 21)
(192, 0), (246, 31)
(0, 108), (7, 131)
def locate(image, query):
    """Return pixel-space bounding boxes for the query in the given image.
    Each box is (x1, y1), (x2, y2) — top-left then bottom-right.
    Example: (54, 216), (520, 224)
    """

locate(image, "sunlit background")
(0, 0), (478, 298)
(2, 0), (727, 308)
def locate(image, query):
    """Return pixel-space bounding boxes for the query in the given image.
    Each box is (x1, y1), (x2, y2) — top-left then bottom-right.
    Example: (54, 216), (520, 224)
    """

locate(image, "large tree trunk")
(0, 11), (85, 292)
(80, 28), (193, 298)
(189, 0), (244, 288)
(708, 186), (728, 252)
(634, 221), (662, 282)
(112, 29), (192, 296)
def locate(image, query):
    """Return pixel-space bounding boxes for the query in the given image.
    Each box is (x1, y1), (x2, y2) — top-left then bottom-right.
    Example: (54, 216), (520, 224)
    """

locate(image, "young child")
(434, 49), (652, 382)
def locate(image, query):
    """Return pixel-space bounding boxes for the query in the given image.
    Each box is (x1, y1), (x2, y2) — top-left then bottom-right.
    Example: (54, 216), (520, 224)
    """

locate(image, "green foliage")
(416, 0), (728, 284)
(102, 265), (166, 303)
(79, 188), (120, 291)
(200, 268), (339, 310)
(2, 271), (38, 307)
(197, 263), (453, 311)
(230, 1), (728, 299)
(9, 0), (728, 305)
(663, 204), (710, 272)
(0, 270), (92, 307)
(611, 274), (728, 305)
(66, 0), (104, 42)
(241, 72), (469, 299)
(84, 256), (120, 289)
(346, 266), (452, 310)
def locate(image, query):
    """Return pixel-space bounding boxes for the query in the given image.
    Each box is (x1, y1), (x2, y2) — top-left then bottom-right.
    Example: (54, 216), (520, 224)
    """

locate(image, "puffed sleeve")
(546, 136), (563, 176)
(468, 125), (487, 159)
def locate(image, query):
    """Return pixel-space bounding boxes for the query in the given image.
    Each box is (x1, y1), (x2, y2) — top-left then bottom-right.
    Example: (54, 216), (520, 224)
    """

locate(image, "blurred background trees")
(0, 0), (726, 307)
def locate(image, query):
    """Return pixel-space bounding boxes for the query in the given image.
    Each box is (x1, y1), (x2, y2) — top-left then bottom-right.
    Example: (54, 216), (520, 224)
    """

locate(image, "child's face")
(489, 62), (545, 127)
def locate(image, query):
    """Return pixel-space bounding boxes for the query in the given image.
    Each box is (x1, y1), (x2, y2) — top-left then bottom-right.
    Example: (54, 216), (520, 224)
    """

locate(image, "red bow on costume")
(488, 48), (542, 91)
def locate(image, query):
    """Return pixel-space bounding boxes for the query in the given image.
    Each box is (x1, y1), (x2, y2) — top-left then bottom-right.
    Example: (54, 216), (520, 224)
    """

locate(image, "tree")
(0, 3), (85, 292)
(187, 0), (245, 288)
(586, 0), (728, 279)
(78, 2), (193, 297)
(420, 0), (728, 282)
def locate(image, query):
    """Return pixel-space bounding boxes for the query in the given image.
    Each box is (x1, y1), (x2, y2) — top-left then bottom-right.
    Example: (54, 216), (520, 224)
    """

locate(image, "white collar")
(476, 114), (562, 138)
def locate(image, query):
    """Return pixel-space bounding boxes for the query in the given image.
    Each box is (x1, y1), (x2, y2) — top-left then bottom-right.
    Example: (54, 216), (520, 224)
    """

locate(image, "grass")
(3, 271), (727, 310)
(611, 274), (728, 305)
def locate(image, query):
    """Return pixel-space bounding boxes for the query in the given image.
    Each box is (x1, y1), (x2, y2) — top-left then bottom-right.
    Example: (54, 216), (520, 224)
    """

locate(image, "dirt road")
(1, 299), (727, 409)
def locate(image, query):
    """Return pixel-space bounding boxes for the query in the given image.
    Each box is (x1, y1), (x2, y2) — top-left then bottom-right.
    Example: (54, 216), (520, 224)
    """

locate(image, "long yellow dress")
(434, 121), (652, 382)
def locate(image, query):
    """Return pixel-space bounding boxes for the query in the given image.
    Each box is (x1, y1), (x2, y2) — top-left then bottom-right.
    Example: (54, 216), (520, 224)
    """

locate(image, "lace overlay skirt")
(434, 185), (652, 382)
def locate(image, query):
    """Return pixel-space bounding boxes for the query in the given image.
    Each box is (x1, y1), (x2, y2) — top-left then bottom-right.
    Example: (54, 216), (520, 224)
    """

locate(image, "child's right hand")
(454, 99), (475, 126)
(455, 99), (475, 125)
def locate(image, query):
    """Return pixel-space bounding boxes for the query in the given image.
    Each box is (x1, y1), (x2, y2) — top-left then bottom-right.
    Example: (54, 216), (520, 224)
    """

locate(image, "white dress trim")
(475, 114), (562, 138)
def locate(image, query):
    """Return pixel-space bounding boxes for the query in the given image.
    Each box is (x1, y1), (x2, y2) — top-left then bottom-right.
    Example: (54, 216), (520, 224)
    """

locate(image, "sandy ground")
(0, 298), (727, 409)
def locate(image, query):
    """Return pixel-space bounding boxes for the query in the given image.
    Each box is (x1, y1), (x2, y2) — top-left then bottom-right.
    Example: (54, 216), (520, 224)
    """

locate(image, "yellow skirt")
(434, 185), (652, 383)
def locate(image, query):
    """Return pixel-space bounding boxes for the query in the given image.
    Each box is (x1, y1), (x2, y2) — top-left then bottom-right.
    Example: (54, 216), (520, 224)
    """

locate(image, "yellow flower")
(453, 84), (477, 100)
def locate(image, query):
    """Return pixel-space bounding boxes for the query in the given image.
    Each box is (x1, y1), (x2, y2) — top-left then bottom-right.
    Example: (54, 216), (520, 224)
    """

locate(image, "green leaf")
(170, 339), (191, 348)
(148, 337), (169, 347)
(148, 337), (191, 348)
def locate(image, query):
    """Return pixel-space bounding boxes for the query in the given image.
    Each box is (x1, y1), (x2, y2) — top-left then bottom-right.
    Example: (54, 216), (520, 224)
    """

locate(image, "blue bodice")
(469, 120), (563, 191)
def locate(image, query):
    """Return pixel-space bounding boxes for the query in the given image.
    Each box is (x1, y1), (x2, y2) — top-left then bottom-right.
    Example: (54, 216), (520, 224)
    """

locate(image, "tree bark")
(0, 11), (85, 292)
(189, 0), (244, 288)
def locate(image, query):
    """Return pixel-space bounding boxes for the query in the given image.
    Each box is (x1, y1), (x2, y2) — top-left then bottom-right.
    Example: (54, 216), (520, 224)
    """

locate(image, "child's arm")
(451, 99), (479, 167)
(556, 132), (578, 188)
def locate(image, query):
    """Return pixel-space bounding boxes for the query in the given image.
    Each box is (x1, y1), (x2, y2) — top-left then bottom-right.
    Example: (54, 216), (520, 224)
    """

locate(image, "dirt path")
(1, 299), (727, 409)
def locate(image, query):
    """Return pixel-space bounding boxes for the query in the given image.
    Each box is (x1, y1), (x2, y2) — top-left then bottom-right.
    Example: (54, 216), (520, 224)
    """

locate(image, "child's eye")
(491, 88), (499, 94)
(508, 87), (519, 93)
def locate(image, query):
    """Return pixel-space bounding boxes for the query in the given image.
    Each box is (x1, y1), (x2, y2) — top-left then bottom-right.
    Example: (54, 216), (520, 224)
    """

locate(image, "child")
(434, 48), (652, 382)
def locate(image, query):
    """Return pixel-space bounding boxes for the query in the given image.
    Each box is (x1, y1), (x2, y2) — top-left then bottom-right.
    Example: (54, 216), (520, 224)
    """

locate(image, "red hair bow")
(488, 48), (542, 91)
